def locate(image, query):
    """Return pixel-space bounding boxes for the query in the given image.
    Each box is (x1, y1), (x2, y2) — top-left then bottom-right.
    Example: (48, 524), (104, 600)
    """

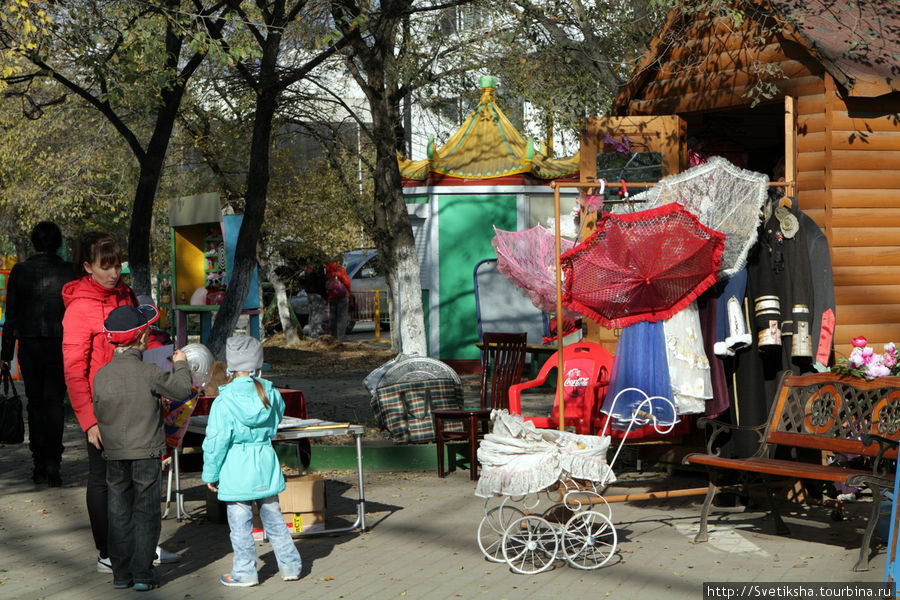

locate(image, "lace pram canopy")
(474, 410), (615, 499)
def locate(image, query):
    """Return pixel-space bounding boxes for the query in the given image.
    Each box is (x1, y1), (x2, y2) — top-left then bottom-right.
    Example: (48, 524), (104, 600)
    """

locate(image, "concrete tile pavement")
(0, 417), (890, 600)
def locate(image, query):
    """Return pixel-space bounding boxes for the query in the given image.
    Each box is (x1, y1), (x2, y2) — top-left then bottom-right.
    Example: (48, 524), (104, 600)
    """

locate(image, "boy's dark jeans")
(107, 458), (161, 586)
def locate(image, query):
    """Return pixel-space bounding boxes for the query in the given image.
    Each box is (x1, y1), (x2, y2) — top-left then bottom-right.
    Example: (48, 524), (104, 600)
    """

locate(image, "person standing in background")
(301, 262), (327, 338)
(1, 221), (74, 487)
(325, 261), (351, 341)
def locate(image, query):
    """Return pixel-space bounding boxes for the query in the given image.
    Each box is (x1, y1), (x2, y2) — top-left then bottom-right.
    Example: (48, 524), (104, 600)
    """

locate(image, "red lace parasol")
(560, 203), (725, 329)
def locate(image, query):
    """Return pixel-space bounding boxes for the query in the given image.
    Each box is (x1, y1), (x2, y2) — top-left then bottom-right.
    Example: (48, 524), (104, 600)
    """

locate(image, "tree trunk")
(258, 245), (300, 346)
(206, 56), (280, 359)
(126, 4), (197, 296)
(370, 102), (426, 356)
(127, 87), (182, 295)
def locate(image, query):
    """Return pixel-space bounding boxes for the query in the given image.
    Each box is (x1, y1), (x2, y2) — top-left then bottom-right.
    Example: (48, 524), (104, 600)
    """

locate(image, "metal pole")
(552, 182), (565, 430)
(356, 430), (367, 532)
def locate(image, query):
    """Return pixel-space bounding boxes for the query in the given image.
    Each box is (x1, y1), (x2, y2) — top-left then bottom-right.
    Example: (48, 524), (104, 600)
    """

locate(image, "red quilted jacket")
(62, 276), (139, 432)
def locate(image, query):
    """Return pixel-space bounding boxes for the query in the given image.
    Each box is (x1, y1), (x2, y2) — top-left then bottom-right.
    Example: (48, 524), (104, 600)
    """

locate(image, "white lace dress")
(662, 302), (712, 414)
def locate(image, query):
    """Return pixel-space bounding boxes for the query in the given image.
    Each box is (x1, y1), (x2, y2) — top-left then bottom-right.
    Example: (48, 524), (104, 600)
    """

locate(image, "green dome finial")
(478, 75), (498, 89)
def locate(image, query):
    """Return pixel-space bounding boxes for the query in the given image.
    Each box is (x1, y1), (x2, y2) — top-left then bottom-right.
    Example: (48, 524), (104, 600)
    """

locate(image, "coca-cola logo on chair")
(564, 368), (588, 396)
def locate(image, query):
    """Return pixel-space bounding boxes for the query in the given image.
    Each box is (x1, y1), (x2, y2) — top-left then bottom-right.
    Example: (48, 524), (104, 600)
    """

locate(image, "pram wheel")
(477, 503), (525, 563)
(562, 510), (617, 570)
(502, 515), (559, 574)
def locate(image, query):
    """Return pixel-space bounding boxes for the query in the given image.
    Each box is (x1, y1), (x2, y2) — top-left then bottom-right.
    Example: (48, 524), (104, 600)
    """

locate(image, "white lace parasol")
(611, 156), (768, 278)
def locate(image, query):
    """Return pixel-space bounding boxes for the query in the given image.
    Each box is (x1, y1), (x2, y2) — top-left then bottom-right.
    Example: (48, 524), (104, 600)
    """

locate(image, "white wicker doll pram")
(474, 389), (675, 574)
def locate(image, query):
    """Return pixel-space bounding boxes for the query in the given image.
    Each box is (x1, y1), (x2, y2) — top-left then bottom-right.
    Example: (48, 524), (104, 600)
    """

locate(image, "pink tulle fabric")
(492, 225), (578, 319)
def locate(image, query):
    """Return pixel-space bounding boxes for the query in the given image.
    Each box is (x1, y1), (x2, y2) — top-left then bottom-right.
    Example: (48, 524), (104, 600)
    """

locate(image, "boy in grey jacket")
(92, 305), (192, 591)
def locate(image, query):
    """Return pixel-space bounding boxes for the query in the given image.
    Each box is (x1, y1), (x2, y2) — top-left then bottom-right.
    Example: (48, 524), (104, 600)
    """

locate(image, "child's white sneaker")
(220, 574), (258, 587)
(282, 574), (300, 581)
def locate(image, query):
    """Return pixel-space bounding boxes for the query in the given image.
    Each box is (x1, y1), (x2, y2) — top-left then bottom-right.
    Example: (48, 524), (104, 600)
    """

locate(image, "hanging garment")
(697, 290), (730, 419)
(749, 201), (815, 371)
(785, 197), (836, 367)
(662, 302), (712, 414)
(602, 320), (677, 427)
(725, 198), (818, 459)
(725, 240), (778, 458)
(714, 268), (752, 356)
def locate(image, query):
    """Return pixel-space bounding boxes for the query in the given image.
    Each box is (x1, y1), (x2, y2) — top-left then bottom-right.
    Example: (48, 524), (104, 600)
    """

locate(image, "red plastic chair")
(508, 342), (613, 434)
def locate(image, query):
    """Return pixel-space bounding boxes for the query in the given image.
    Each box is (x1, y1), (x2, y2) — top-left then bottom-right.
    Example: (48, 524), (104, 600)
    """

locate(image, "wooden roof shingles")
(614, 0), (900, 113)
(771, 0), (900, 96)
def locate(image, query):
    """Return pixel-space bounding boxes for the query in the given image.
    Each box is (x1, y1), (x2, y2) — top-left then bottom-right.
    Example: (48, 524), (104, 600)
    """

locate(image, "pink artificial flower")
(861, 346), (875, 364)
(849, 347), (864, 368)
(866, 363), (891, 379)
(852, 336), (868, 348)
(886, 353), (898, 369)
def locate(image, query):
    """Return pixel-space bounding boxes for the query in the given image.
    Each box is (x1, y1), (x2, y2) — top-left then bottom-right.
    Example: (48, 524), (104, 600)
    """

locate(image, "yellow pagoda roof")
(399, 76), (579, 181)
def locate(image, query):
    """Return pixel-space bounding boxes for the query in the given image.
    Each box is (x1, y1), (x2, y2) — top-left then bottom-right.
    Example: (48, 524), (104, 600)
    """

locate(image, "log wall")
(615, 9), (900, 361)
(827, 86), (900, 359)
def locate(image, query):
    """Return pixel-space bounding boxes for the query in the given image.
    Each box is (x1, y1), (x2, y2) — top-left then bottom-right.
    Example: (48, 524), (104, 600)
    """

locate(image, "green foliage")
(265, 151), (370, 264)
(459, 0), (669, 134)
(0, 94), (133, 253)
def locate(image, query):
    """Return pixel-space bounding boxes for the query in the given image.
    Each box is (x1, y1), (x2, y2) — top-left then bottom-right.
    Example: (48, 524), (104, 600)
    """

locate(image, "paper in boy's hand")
(143, 345), (175, 372)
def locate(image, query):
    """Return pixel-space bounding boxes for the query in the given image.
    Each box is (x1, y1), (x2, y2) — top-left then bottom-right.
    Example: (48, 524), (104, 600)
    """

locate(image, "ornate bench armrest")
(862, 434), (899, 476)
(695, 417), (769, 456)
(845, 473), (893, 494)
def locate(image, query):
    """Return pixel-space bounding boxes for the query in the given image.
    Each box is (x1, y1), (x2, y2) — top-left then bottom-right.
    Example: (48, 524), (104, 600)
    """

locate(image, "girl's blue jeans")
(226, 496), (302, 582)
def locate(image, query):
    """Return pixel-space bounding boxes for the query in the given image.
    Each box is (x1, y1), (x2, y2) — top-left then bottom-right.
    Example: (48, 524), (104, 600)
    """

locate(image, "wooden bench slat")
(685, 454), (870, 482)
(765, 432), (898, 458)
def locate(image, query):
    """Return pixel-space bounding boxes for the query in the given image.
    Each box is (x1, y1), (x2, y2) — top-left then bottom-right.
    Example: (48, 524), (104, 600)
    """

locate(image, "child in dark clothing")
(92, 305), (193, 591)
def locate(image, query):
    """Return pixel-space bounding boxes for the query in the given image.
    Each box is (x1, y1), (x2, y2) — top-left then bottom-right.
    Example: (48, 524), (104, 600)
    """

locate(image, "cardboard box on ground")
(206, 475), (327, 537)
(278, 475), (327, 534)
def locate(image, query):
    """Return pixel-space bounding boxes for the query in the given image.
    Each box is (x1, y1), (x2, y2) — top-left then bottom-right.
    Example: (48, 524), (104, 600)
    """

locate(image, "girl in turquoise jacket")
(201, 335), (302, 587)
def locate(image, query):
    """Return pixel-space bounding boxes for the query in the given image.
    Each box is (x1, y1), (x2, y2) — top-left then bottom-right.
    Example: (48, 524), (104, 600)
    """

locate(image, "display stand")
(167, 193), (260, 344)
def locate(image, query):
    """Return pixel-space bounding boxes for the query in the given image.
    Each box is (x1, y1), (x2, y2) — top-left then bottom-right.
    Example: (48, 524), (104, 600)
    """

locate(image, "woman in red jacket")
(61, 232), (179, 573)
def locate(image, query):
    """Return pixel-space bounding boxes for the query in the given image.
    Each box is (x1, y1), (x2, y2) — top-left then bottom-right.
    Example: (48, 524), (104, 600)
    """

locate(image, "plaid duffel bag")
(372, 379), (465, 443)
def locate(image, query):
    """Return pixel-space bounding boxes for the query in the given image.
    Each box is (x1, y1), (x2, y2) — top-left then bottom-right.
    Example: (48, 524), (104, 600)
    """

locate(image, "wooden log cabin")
(580, 0), (900, 361)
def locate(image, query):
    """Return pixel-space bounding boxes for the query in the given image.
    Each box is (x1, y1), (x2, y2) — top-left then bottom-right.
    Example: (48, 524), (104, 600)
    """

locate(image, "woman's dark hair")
(74, 232), (123, 277)
(30, 221), (62, 253)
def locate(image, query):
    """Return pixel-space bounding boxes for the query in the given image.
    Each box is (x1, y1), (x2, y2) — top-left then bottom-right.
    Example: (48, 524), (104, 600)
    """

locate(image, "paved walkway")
(0, 415), (889, 600)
